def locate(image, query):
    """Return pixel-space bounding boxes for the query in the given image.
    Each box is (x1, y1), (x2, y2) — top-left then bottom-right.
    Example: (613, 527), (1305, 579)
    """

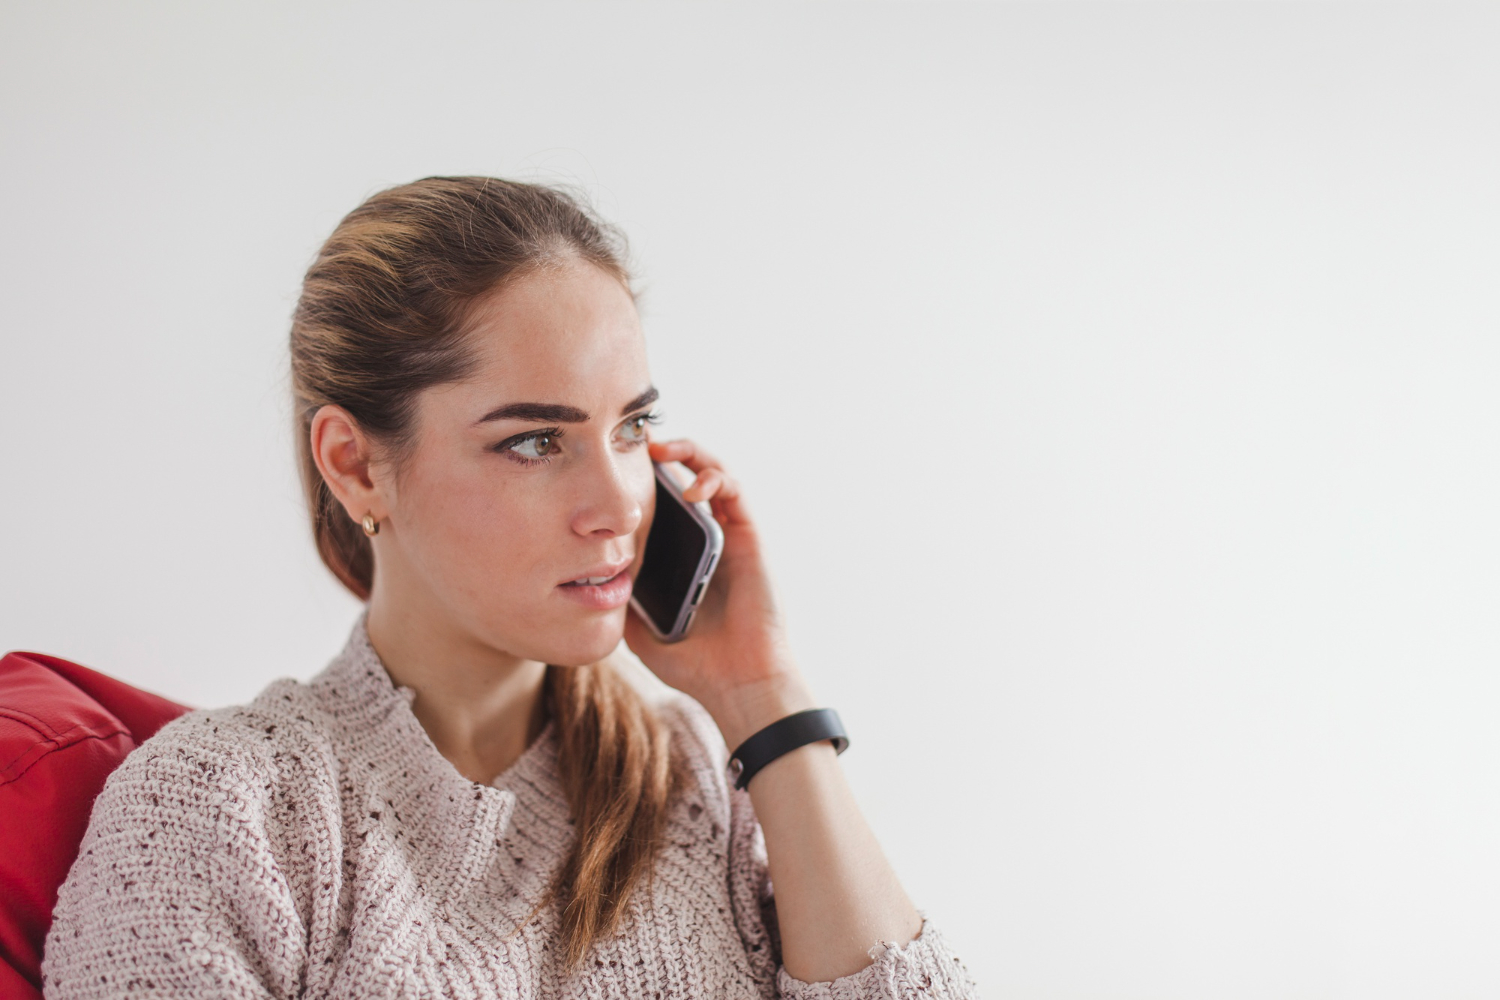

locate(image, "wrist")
(698, 671), (818, 751)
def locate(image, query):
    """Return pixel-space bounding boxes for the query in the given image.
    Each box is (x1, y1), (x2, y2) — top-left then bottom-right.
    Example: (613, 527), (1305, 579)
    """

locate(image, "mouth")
(562, 573), (625, 587)
(556, 562), (634, 610)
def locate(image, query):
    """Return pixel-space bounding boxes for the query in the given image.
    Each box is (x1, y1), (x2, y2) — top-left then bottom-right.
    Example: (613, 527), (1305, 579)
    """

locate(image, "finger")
(708, 481), (753, 527)
(702, 472), (752, 528)
(681, 467), (725, 503)
(648, 438), (722, 474)
(683, 469), (753, 528)
(648, 439), (752, 526)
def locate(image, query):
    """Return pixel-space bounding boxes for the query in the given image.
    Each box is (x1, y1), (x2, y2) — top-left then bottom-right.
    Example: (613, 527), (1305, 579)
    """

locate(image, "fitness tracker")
(728, 708), (849, 791)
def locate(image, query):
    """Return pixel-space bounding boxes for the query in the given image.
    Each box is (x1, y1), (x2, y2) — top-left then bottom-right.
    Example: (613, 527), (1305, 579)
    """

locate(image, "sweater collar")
(309, 614), (575, 902)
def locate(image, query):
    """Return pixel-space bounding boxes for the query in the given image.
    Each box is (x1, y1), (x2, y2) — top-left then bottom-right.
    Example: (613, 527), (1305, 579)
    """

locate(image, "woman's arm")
(625, 439), (959, 985)
(707, 674), (921, 981)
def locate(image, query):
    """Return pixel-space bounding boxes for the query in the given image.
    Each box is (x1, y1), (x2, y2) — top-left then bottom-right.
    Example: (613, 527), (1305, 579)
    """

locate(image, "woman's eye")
(618, 412), (657, 444)
(508, 433), (558, 461)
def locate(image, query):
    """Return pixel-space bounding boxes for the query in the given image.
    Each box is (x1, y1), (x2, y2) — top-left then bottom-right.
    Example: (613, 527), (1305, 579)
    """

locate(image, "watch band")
(729, 708), (849, 791)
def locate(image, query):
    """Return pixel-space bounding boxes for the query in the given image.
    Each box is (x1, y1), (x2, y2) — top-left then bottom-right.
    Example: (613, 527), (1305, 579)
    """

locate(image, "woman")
(43, 177), (978, 998)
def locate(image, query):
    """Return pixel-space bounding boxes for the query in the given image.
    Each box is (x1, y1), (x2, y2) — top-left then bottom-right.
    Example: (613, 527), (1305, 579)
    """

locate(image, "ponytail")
(546, 662), (678, 966)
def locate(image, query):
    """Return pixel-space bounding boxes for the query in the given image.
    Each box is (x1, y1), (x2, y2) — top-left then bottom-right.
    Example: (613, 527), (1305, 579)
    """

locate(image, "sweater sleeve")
(42, 715), (308, 1000)
(716, 739), (981, 997)
(773, 915), (981, 1000)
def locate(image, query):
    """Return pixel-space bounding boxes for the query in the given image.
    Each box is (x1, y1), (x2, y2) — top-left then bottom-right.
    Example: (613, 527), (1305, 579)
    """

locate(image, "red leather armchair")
(0, 652), (189, 1000)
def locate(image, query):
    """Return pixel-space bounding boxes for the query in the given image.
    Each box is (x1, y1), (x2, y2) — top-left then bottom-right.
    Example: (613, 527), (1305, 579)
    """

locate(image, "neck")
(365, 586), (548, 786)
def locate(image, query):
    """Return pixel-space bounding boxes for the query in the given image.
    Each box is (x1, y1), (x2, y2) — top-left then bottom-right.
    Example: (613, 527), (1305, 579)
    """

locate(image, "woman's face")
(372, 258), (658, 667)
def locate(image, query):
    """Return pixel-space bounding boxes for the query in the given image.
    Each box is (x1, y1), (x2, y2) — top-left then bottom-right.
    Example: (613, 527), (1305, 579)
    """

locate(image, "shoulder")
(45, 682), (331, 1000)
(86, 677), (340, 846)
(57, 679), (343, 953)
(656, 692), (730, 770)
(129, 676), (333, 773)
(653, 692), (746, 834)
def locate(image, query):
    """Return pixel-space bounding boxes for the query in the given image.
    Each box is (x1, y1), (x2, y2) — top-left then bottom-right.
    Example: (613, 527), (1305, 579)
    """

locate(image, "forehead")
(455, 259), (648, 406)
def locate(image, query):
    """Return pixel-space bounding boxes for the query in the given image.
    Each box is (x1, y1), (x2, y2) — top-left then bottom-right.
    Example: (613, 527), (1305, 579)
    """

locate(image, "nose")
(570, 448), (646, 539)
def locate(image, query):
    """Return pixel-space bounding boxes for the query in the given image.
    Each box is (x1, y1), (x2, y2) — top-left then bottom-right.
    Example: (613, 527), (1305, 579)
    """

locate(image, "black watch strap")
(729, 708), (849, 791)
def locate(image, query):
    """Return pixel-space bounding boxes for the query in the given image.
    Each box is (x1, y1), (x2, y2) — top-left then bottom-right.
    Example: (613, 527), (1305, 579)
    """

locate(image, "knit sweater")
(43, 619), (979, 999)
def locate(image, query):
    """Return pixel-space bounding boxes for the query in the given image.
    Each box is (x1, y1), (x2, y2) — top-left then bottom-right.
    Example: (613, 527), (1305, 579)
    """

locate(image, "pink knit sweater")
(43, 620), (978, 998)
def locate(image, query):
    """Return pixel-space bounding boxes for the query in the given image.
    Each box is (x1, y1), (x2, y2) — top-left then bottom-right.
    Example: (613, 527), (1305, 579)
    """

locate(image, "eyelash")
(495, 411), (662, 467)
(627, 410), (664, 440)
(495, 427), (563, 467)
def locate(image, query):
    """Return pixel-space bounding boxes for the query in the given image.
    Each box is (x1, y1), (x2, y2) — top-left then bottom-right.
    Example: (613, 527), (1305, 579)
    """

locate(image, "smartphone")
(629, 462), (725, 643)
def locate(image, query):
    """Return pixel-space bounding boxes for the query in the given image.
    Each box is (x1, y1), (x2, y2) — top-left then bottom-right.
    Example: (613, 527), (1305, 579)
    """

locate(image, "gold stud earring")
(361, 513), (380, 537)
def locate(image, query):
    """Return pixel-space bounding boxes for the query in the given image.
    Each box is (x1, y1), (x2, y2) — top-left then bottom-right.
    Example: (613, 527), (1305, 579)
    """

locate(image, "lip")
(558, 560), (633, 588)
(556, 561), (634, 611)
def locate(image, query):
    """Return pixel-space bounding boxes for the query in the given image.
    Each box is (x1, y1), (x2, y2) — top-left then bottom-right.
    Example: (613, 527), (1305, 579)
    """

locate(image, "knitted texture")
(43, 620), (979, 999)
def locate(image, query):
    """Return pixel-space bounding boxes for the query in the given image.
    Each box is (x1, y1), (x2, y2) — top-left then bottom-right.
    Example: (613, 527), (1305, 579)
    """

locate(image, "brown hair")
(289, 176), (679, 968)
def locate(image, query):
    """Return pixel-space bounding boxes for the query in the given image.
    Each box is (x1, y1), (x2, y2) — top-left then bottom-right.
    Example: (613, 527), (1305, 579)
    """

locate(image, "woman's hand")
(628, 442), (929, 985)
(623, 439), (816, 748)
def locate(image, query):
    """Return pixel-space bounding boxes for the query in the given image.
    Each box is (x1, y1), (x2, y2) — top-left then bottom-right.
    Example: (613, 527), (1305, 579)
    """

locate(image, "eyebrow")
(475, 386), (659, 425)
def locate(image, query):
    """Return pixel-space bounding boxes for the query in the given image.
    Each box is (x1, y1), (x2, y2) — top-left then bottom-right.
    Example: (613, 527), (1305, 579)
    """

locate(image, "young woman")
(43, 178), (978, 998)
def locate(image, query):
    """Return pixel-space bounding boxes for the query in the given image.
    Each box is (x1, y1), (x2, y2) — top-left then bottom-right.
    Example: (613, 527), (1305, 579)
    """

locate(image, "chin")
(537, 613), (627, 668)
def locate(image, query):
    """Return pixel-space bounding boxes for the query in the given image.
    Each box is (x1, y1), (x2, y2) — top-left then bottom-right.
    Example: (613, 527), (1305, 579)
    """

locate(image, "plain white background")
(3, 3), (1498, 996)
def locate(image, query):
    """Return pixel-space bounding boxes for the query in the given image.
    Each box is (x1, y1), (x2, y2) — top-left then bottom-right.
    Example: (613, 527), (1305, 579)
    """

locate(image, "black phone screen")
(633, 476), (711, 633)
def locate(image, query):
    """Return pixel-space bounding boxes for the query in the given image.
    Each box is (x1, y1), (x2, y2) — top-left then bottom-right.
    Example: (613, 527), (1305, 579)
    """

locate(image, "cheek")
(397, 460), (552, 584)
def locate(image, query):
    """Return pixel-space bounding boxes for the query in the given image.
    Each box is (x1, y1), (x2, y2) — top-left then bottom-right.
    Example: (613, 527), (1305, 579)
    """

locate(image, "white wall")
(3, 3), (1497, 995)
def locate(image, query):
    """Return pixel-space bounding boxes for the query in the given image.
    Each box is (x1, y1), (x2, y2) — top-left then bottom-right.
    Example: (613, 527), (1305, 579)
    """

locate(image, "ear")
(310, 405), (386, 530)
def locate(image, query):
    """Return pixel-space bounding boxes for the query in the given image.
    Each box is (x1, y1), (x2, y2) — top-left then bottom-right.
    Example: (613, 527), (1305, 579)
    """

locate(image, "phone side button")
(692, 581), (707, 605)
